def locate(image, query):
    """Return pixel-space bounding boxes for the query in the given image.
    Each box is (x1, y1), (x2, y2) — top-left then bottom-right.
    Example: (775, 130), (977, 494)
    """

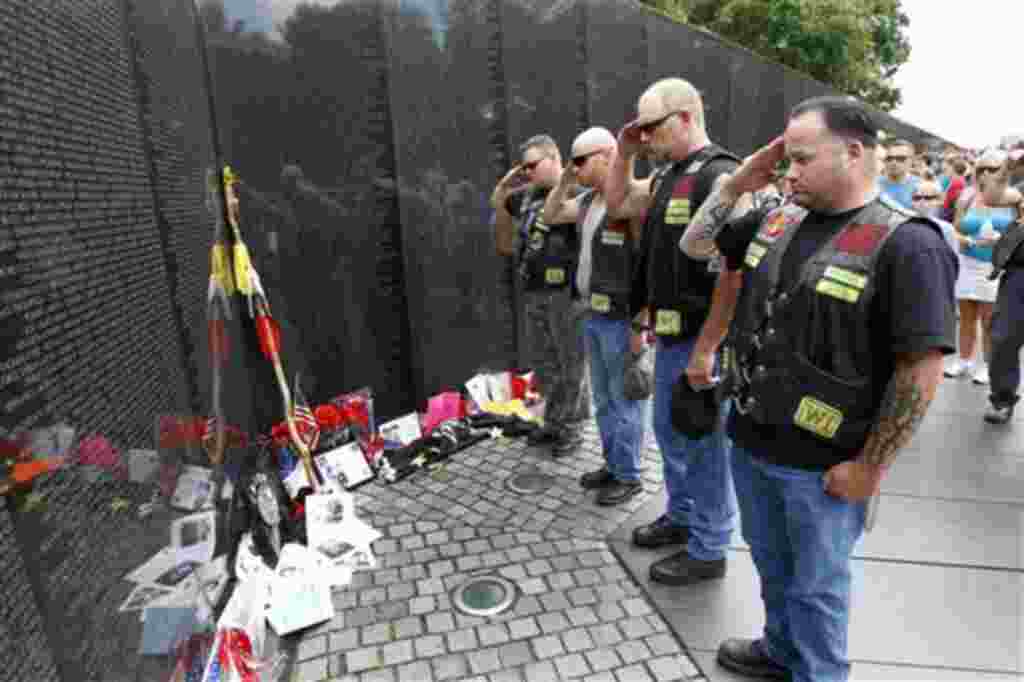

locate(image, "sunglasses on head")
(572, 151), (602, 168)
(635, 110), (683, 135)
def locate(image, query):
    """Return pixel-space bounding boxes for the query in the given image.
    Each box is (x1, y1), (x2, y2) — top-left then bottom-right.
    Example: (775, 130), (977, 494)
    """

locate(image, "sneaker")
(649, 549), (726, 585)
(984, 401), (1014, 424)
(944, 358), (972, 378)
(972, 365), (990, 385)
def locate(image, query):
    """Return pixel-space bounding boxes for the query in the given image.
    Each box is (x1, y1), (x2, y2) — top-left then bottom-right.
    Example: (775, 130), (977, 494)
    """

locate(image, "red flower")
(314, 405), (343, 429)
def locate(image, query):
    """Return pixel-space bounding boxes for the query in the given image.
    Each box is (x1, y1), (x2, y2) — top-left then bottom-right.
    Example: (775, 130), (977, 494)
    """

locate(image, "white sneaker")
(944, 359), (972, 378)
(972, 365), (990, 385)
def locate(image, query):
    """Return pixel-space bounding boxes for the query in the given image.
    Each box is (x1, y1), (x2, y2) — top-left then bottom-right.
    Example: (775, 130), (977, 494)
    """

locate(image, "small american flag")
(292, 403), (319, 452)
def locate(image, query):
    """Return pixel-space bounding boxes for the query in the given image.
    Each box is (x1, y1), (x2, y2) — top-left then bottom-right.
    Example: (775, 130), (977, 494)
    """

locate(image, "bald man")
(542, 128), (649, 506)
(605, 78), (742, 586)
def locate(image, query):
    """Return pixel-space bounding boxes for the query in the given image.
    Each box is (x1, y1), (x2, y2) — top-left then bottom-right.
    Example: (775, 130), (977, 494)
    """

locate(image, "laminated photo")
(465, 374), (492, 410)
(378, 413), (421, 447)
(314, 441), (373, 491)
(305, 491), (379, 577)
(170, 465), (215, 511)
(170, 510), (216, 564)
(265, 543), (334, 635)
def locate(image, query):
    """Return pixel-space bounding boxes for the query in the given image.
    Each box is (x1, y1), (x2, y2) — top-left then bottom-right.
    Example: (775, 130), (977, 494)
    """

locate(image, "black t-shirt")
(715, 204), (959, 470)
(631, 154), (739, 316)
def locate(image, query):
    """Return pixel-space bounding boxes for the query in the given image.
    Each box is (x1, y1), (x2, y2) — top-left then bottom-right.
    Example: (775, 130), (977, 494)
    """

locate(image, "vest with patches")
(580, 190), (634, 318)
(517, 190), (578, 292)
(645, 146), (740, 339)
(724, 196), (943, 451)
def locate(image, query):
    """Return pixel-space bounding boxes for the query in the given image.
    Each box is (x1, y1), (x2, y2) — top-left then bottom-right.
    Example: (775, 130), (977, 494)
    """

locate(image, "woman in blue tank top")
(947, 150), (1019, 385)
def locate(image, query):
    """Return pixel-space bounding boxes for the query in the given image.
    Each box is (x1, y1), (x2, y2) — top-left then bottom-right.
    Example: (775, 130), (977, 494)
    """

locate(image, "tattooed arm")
(679, 173), (753, 260)
(823, 350), (944, 501)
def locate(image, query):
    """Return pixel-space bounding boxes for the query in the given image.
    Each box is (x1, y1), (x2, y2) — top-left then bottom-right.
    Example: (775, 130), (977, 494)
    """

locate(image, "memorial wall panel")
(585, 0), (648, 134)
(498, 0), (587, 368)
(0, 0), (197, 679)
(385, 0), (514, 402)
(205, 0), (414, 418)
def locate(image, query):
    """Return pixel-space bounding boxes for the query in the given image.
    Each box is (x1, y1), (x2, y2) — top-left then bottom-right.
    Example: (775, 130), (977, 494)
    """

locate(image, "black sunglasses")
(572, 151), (602, 168)
(977, 166), (1001, 175)
(522, 158), (545, 172)
(635, 110), (683, 135)
(886, 155), (908, 162)
(912, 193), (941, 201)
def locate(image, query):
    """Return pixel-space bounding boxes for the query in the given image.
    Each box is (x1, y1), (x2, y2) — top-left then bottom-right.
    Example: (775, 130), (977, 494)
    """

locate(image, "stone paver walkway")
(284, 420), (709, 682)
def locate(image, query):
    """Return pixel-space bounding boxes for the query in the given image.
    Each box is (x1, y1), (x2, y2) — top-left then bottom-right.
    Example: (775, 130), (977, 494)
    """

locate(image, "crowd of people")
(489, 77), (1024, 682)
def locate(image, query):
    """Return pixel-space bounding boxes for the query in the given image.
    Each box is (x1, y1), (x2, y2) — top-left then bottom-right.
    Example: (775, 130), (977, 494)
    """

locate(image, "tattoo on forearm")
(860, 367), (931, 470)
(689, 179), (740, 244)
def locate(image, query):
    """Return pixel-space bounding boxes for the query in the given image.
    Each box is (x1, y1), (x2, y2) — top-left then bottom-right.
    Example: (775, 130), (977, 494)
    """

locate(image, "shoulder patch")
(834, 223), (890, 256)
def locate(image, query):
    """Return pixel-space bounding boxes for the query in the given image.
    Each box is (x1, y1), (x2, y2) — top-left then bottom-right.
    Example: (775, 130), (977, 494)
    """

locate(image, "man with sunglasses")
(605, 78), (743, 586)
(878, 138), (920, 209)
(491, 135), (590, 454)
(541, 127), (649, 504)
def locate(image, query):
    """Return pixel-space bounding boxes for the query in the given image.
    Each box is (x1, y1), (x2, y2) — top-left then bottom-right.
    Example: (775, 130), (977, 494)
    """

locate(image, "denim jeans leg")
(730, 446), (796, 670)
(778, 462), (865, 682)
(584, 315), (615, 466)
(653, 338), (736, 559)
(602, 317), (645, 482)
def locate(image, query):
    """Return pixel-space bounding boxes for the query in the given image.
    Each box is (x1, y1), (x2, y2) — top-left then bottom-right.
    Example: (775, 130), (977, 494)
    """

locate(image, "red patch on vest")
(671, 175), (696, 198)
(764, 212), (787, 239)
(606, 219), (629, 233)
(834, 223), (887, 255)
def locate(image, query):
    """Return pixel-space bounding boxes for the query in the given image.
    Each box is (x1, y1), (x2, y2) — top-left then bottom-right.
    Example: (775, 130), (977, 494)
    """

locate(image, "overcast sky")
(892, 0), (1024, 149)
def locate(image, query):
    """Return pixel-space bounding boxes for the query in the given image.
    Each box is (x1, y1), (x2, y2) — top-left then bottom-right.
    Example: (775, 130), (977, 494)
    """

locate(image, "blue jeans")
(652, 337), (736, 561)
(583, 314), (646, 482)
(731, 445), (867, 682)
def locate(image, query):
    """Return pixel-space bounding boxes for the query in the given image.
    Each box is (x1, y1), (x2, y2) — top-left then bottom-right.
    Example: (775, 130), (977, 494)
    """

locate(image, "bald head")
(637, 78), (705, 129)
(571, 127), (616, 157)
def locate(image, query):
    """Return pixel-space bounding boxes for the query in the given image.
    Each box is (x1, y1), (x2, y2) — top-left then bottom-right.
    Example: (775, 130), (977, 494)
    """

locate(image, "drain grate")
(506, 470), (555, 495)
(452, 575), (518, 617)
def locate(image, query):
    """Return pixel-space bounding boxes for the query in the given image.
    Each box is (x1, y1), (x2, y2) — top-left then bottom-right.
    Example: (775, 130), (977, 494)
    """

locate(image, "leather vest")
(517, 190), (578, 292)
(645, 145), (740, 339)
(723, 196), (943, 451)
(992, 222), (1024, 275)
(581, 190), (634, 318)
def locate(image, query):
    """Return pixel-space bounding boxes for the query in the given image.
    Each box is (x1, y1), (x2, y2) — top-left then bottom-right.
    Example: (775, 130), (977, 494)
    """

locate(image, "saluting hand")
(618, 120), (643, 158)
(823, 459), (884, 502)
(726, 137), (787, 197)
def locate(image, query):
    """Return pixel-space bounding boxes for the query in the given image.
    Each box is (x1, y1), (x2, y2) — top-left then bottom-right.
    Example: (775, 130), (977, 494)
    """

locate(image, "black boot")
(633, 515), (689, 548)
(580, 466), (615, 489)
(595, 479), (642, 506)
(526, 424), (559, 446)
(716, 638), (789, 679)
(649, 549), (726, 585)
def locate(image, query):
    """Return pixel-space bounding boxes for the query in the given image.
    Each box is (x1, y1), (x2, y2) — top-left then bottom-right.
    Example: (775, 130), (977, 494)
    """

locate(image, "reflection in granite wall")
(203, 0), (415, 417)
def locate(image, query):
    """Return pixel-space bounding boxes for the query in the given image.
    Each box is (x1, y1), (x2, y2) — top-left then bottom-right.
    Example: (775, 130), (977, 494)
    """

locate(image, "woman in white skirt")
(946, 150), (1020, 384)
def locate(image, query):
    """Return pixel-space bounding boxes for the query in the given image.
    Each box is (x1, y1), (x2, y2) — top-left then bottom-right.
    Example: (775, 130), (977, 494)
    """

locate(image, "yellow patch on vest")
(601, 230), (625, 246)
(545, 267), (566, 285)
(654, 309), (682, 336)
(744, 242), (767, 269)
(816, 279), (861, 303)
(793, 396), (843, 439)
(823, 265), (867, 290)
(664, 198), (691, 224)
(590, 293), (611, 313)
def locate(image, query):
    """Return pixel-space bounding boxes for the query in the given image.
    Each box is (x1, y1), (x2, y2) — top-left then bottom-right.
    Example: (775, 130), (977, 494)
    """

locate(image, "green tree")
(640, 0), (911, 111)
